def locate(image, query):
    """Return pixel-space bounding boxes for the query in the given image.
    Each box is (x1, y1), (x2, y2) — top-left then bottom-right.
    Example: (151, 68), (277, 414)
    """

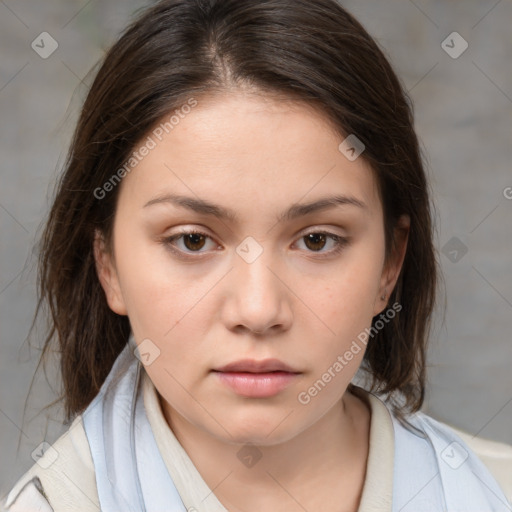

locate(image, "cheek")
(113, 239), (216, 370)
(298, 246), (384, 374)
(310, 252), (383, 328)
(112, 228), (194, 328)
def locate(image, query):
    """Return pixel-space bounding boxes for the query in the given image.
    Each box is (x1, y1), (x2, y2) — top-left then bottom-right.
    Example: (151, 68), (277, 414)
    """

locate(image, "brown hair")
(33, 0), (438, 424)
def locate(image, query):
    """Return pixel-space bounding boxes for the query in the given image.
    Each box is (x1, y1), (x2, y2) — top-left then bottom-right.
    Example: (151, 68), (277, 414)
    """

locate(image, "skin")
(95, 89), (409, 512)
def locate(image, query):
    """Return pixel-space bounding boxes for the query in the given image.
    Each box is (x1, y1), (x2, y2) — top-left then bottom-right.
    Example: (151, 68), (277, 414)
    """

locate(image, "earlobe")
(374, 214), (410, 315)
(93, 230), (128, 315)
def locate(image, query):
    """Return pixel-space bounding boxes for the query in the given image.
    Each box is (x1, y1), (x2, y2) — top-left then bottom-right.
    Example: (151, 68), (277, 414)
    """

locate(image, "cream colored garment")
(1, 415), (100, 511)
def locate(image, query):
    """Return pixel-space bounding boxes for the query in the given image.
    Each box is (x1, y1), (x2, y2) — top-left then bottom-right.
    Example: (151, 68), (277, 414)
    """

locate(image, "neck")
(161, 389), (371, 512)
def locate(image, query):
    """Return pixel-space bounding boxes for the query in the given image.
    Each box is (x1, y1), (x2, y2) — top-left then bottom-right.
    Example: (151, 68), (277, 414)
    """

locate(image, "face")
(95, 90), (408, 446)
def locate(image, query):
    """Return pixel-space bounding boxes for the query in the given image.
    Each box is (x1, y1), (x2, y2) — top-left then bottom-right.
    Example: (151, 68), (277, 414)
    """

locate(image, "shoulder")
(449, 422), (512, 498)
(391, 409), (512, 511)
(1, 415), (99, 512)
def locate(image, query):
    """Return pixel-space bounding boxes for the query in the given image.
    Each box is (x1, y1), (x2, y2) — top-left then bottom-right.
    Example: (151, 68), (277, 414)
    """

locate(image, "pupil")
(184, 233), (205, 251)
(305, 233), (326, 251)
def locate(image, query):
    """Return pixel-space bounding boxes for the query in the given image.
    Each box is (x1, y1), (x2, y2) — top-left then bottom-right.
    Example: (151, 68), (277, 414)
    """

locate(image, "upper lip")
(214, 359), (299, 373)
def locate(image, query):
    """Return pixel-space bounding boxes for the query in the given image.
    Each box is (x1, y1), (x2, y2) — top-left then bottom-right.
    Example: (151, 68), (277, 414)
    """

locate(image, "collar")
(143, 371), (395, 512)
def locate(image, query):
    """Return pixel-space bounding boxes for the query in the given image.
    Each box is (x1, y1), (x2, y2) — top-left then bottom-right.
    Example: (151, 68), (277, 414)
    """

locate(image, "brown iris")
(183, 233), (207, 251)
(303, 233), (327, 252)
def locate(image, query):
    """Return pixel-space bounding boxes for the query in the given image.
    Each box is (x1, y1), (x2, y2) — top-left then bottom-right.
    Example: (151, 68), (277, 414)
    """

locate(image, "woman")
(2, 0), (511, 510)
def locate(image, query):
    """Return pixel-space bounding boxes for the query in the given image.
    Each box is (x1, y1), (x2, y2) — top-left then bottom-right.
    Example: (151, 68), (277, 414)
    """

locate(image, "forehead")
(116, 90), (381, 219)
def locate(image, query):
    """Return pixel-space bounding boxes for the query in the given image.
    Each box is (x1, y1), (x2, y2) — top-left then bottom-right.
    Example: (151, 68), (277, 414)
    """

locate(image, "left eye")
(162, 230), (347, 256)
(295, 232), (347, 254)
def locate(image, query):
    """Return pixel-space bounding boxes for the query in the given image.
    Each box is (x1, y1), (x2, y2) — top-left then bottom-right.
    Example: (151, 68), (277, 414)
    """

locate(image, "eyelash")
(160, 229), (349, 259)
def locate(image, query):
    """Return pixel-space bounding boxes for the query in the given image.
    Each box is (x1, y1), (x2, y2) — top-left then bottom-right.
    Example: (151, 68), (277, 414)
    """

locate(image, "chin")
(209, 408), (304, 447)
(222, 429), (296, 448)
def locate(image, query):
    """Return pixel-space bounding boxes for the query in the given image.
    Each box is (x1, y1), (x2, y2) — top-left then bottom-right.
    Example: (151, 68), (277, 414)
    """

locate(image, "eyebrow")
(143, 193), (367, 223)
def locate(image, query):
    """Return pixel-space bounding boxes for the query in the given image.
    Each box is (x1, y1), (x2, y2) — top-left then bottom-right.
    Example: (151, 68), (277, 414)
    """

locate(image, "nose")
(221, 244), (293, 336)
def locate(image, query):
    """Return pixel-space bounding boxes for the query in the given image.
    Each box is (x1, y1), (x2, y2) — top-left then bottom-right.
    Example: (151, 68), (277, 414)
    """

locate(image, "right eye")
(161, 229), (220, 256)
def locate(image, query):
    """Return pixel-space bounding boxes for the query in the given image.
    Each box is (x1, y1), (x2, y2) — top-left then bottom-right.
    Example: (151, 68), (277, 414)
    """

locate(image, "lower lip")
(214, 371), (299, 397)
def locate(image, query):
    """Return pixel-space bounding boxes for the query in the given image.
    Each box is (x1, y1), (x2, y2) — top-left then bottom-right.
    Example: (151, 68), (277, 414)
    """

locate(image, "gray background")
(1, 0), (511, 494)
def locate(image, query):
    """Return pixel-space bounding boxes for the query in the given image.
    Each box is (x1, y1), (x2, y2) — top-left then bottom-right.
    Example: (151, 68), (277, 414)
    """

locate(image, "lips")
(214, 358), (299, 374)
(212, 359), (301, 397)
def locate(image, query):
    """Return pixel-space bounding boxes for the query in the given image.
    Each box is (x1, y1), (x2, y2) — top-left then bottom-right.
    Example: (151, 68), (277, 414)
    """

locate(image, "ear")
(373, 214), (410, 316)
(93, 230), (128, 315)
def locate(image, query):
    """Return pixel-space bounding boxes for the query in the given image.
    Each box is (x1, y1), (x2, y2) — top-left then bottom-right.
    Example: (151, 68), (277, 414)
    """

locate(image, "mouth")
(212, 359), (301, 398)
(214, 358), (299, 373)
